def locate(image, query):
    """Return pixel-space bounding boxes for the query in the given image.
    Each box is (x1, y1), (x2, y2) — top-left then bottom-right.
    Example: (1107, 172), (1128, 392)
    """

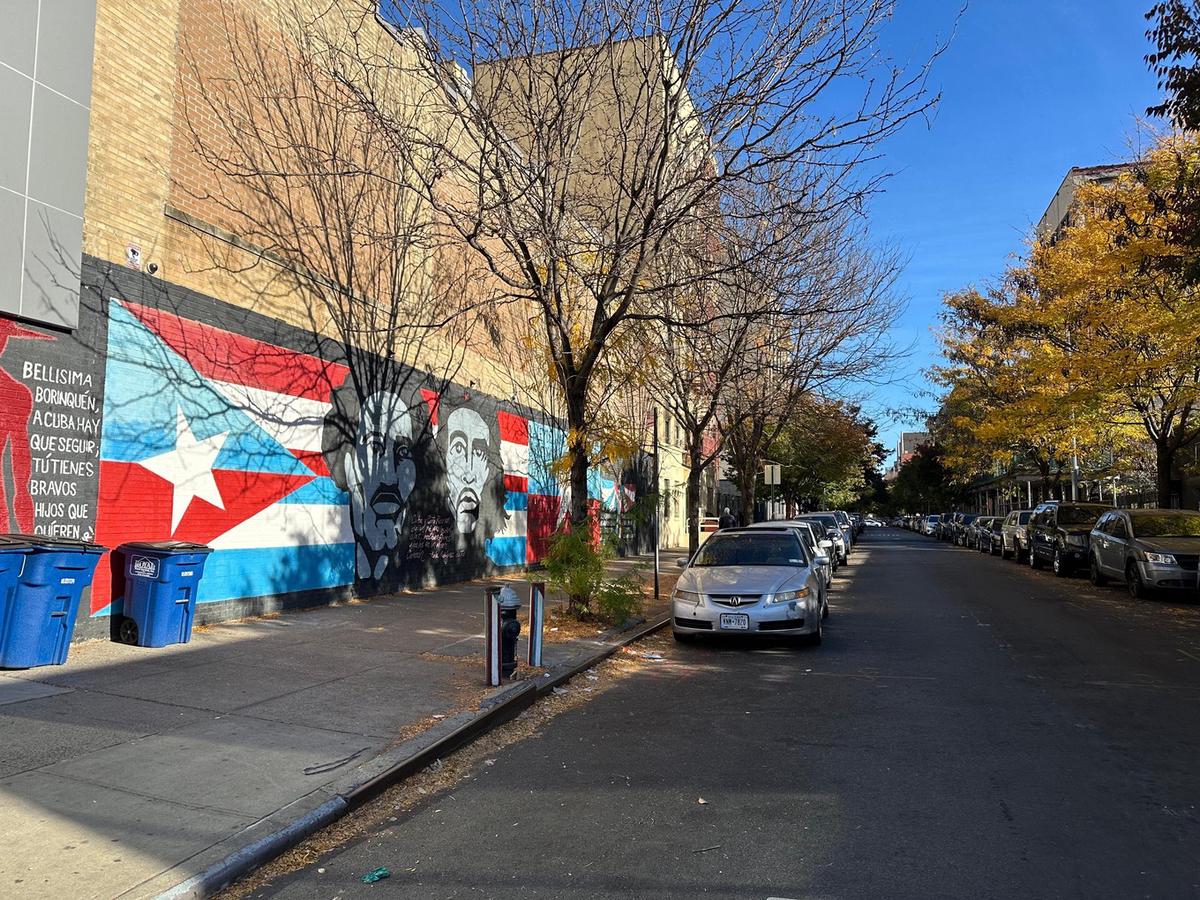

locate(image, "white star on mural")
(138, 407), (229, 533)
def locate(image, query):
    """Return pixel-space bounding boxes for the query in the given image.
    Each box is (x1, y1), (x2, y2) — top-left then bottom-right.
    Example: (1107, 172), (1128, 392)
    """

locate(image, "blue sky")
(863, 1), (1161, 464)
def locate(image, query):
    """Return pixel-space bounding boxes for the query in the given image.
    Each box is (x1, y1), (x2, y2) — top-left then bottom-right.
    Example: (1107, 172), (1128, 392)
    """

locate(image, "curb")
(157, 614), (669, 899)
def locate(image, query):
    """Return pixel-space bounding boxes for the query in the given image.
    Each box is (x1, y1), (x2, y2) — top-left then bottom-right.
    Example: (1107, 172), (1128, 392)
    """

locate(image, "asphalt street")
(255, 528), (1200, 899)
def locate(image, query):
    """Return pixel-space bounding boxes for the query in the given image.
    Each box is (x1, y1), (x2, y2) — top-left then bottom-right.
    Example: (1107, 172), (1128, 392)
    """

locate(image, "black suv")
(1027, 501), (1111, 576)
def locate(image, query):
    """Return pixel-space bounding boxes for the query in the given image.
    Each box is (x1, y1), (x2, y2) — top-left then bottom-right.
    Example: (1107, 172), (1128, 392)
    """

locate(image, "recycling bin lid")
(2, 533), (106, 552)
(0, 535), (34, 551)
(118, 540), (213, 553)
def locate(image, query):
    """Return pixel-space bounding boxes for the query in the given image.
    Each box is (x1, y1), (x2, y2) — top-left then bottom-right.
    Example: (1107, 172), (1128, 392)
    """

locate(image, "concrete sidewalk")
(0, 556), (670, 900)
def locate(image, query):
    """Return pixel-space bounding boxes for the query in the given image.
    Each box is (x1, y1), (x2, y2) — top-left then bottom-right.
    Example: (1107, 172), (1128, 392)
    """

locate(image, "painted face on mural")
(342, 390), (415, 579)
(444, 407), (492, 534)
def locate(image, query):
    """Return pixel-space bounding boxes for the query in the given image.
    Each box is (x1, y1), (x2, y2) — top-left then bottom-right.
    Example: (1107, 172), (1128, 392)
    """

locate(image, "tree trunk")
(1156, 437), (1176, 509)
(686, 465), (702, 555)
(739, 471), (756, 526)
(565, 382), (591, 530)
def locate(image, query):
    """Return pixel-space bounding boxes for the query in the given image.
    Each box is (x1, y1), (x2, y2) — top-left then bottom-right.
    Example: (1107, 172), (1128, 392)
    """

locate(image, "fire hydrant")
(498, 585), (522, 679)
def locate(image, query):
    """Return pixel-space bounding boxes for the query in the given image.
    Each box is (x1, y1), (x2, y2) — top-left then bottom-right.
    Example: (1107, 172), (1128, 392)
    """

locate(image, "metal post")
(485, 587), (501, 686)
(527, 582), (545, 667)
(653, 408), (660, 602)
(1071, 437), (1080, 501)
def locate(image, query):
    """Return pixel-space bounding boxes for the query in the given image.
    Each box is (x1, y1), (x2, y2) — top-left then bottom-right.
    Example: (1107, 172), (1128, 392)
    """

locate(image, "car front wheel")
(1126, 561), (1150, 600)
(807, 616), (823, 646)
(1030, 546), (1043, 569)
(1053, 548), (1070, 577)
(1090, 554), (1108, 586)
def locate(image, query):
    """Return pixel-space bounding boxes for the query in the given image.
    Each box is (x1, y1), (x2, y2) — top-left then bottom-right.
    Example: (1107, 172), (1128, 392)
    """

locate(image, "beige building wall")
(84, 0), (539, 404)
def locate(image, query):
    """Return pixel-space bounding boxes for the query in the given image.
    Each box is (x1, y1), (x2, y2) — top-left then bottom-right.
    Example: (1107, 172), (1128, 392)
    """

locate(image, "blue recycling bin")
(0, 536), (33, 660)
(115, 541), (213, 648)
(0, 535), (106, 669)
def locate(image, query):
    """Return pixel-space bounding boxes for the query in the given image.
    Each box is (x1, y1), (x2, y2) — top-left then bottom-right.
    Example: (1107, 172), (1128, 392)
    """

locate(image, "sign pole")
(527, 582), (545, 667)
(484, 587), (501, 686)
(653, 408), (660, 602)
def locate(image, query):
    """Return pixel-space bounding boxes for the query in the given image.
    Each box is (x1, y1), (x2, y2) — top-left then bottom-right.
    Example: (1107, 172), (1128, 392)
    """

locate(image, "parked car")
(923, 514), (941, 537)
(796, 513), (848, 563)
(820, 510), (856, 548)
(1027, 501), (1111, 576)
(672, 527), (827, 644)
(749, 520), (833, 591)
(983, 516), (1006, 554)
(970, 516), (998, 551)
(1089, 508), (1200, 598)
(954, 513), (979, 546)
(1000, 510), (1033, 560)
(964, 515), (991, 549)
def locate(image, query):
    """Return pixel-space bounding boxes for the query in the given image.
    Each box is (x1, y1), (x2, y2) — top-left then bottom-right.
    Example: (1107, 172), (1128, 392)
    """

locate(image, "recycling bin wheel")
(117, 616), (139, 646)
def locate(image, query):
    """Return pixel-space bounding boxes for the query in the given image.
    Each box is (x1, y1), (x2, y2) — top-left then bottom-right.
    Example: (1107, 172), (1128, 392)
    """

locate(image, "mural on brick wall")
(88, 295), (636, 616)
(0, 303), (105, 543)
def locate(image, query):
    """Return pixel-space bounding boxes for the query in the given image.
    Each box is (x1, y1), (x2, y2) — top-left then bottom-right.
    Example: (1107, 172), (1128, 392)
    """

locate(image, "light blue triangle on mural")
(101, 300), (314, 477)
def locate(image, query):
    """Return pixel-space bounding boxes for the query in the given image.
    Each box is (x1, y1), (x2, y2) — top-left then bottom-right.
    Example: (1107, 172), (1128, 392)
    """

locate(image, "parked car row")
(897, 503), (1200, 598)
(672, 509), (866, 645)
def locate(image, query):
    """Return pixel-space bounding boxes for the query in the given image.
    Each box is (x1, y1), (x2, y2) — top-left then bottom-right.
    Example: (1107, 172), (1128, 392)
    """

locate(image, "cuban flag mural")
(90, 300), (353, 615)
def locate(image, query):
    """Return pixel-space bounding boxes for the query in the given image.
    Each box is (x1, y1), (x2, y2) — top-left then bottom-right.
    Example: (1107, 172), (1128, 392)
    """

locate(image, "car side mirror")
(819, 539), (833, 549)
(814, 554), (830, 566)
(675, 557), (688, 569)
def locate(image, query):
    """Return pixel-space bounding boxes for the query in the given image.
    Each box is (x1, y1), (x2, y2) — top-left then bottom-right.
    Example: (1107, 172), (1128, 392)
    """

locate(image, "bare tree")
(171, 0), (512, 588)
(336, 0), (944, 527)
(722, 217), (905, 524)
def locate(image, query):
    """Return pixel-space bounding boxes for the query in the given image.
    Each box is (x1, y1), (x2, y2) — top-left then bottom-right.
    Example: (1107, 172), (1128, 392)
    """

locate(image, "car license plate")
(718, 613), (750, 630)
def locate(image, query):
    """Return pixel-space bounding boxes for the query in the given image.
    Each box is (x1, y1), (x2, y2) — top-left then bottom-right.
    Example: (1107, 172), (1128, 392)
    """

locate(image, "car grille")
(1174, 554), (1199, 572)
(708, 594), (762, 608)
(759, 619), (804, 631)
(674, 617), (713, 630)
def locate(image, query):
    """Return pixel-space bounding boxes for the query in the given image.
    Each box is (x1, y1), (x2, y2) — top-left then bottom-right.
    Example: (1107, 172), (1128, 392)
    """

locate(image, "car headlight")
(1142, 551), (1178, 566)
(672, 590), (702, 606)
(1065, 534), (1087, 547)
(766, 587), (811, 605)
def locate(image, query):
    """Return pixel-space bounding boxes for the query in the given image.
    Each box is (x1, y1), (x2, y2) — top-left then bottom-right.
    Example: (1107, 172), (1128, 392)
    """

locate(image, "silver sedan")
(672, 528), (827, 644)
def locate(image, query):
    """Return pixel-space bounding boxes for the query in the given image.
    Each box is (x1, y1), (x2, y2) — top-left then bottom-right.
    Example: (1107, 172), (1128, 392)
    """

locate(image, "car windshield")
(1131, 514), (1200, 538)
(927, 515), (941, 523)
(802, 515), (840, 531)
(1017, 512), (1031, 524)
(692, 533), (806, 567)
(1058, 506), (1104, 526)
(961, 515), (977, 524)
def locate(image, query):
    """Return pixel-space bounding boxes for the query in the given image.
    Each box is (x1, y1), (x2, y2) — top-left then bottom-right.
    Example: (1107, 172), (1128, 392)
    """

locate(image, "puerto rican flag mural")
(90, 300), (354, 615)
(89, 298), (637, 617)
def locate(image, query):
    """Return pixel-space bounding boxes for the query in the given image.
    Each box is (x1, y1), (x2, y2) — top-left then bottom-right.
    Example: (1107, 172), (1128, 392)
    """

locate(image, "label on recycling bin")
(181, 570), (193, 577)
(60, 577), (75, 585)
(131, 556), (159, 578)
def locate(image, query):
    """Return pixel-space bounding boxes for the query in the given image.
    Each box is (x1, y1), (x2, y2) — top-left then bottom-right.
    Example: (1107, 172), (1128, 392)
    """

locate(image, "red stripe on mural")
(122, 301), (349, 401)
(421, 389), (440, 427)
(526, 493), (560, 564)
(90, 461), (314, 613)
(498, 410), (529, 445)
(291, 449), (331, 478)
(503, 474), (528, 494)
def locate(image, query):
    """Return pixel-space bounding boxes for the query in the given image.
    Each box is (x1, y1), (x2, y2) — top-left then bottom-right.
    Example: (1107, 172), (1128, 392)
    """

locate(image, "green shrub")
(594, 573), (644, 624)
(543, 529), (644, 623)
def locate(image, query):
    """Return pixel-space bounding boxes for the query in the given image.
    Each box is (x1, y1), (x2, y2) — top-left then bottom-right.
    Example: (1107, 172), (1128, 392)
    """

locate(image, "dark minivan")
(1027, 501), (1111, 576)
